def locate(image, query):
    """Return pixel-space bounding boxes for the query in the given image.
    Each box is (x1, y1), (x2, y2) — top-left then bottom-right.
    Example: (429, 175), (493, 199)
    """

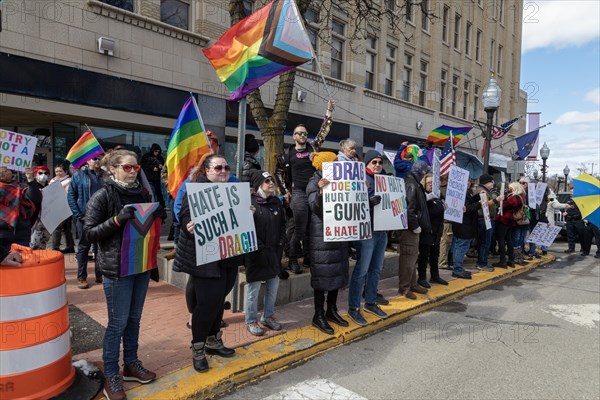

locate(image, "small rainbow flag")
(426, 125), (472, 146)
(66, 129), (104, 168)
(120, 203), (162, 277)
(202, 0), (313, 101)
(166, 96), (211, 195)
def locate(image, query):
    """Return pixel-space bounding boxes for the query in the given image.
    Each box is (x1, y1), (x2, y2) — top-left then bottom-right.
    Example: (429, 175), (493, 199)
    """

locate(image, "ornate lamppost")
(482, 76), (501, 174)
(540, 142), (550, 182)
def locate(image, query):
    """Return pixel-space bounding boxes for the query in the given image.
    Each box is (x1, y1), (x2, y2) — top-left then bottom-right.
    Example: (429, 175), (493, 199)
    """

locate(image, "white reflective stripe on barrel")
(0, 330), (70, 375)
(0, 283), (66, 321)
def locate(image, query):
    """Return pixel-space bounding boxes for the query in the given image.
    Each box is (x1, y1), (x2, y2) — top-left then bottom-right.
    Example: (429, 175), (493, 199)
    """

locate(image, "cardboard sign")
(535, 182), (547, 206)
(0, 130), (38, 172)
(528, 182), (537, 209)
(375, 141), (384, 155)
(432, 148), (441, 198)
(186, 182), (257, 266)
(373, 174), (408, 231)
(480, 191), (492, 230)
(499, 181), (505, 216)
(383, 150), (396, 165)
(322, 161), (371, 241)
(40, 181), (72, 234)
(443, 165), (470, 223)
(527, 222), (562, 247)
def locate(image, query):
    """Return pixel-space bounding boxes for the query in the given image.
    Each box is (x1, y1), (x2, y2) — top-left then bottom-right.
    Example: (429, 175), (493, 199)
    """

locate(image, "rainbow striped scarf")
(120, 203), (161, 277)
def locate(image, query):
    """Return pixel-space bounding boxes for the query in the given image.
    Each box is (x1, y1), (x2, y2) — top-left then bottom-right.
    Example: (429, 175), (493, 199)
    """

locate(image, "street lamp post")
(482, 77), (501, 174)
(540, 142), (550, 182)
(563, 165), (570, 192)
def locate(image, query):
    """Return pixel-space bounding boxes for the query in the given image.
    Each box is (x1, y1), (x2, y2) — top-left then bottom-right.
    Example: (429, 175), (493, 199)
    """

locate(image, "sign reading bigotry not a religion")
(0, 129), (38, 172)
(322, 161), (371, 242)
(186, 182), (257, 266)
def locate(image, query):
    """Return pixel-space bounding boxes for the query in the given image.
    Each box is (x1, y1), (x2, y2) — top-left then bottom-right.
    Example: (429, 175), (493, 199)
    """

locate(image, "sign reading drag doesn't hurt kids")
(322, 161), (371, 241)
(373, 175), (408, 231)
(0, 129), (38, 172)
(443, 165), (470, 223)
(186, 182), (257, 266)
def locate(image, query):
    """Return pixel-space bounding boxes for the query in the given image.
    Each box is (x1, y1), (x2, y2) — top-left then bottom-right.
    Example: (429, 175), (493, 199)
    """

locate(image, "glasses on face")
(209, 165), (231, 172)
(294, 131), (308, 137)
(37, 172), (48, 175)
(119, 164), (141, 173)
(90, 157), (100, 161)
(370, 160), (383, 165)
(264, 178), (275, 184)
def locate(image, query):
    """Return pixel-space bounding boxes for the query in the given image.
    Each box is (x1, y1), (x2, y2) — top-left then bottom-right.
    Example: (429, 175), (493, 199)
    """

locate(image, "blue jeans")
(452, 238), (473, 274)
(244, 277), (280, 323)
(512, 225), (528, 252)
(349, 231), (388, 309)
(102, 271), (150, 377)
(477, 219), (495, 267)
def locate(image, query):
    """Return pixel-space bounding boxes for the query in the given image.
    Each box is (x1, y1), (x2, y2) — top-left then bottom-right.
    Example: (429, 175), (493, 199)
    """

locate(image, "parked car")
(554, 192), (571, 235)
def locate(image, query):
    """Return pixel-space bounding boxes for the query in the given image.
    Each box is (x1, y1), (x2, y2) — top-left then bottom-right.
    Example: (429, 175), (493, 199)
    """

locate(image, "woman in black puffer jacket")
(84, 150), (158, 399)
(173, 154), (244, 373)
(306, 152), (349, 335)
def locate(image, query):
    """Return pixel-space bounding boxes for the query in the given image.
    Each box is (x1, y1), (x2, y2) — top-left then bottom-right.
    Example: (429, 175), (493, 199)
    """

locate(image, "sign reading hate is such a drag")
(322, 161), (371, 242)
(0, 129), (38, 172)
(186, 182), (257, 266)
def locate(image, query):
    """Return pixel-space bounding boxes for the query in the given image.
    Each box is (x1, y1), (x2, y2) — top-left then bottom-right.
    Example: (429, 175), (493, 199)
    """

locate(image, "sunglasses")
(294, 131), (308, 137)
(90, 157), (100, 161)
(370, 160), (383, 165)
(210, 165), (231, 172)
(37, 172), (48, 175)
(119, 164), (141, 173)
(264, 178), (275, 184)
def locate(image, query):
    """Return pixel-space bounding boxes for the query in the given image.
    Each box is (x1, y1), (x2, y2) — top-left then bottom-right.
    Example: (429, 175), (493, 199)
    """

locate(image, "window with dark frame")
(453, 13), (461, 50)
(462, 81), (470, 119)
(160, 0), (189, 30)
(419, 60), (428, 106)
(402, 53), (413, 101)
(385, 45), (396, 96)
(442, 5), (449, 43)
(474, 84), (480, 120)
(476, 29), (482, 62)
(331, 20), (345, 80)
(451, 74), (459, 115)
(365, 35), (377, 90)
(440, 69), (447, 112)
(99, 0), (133, 12)
(465, 22), (472, 56)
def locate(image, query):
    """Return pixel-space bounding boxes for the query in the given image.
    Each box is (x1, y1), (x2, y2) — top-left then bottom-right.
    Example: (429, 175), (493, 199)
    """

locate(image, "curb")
(125, 255), (555, 400)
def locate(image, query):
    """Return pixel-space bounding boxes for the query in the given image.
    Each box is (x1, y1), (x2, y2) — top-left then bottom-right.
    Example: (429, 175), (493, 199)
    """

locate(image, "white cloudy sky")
(521, 0), (600, 178)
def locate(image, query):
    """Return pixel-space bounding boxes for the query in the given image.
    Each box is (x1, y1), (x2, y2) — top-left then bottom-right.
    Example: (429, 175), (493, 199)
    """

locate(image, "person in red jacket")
(494, 182), (525, 268)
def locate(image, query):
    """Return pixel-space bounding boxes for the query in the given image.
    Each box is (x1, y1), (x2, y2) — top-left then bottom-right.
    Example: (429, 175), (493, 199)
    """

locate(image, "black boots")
(289, 259), (303, 274)
(191, 342), (209, 372)
(205, 331), (235, 358)
(312, 309), (334, 334)
(325, 305), (349, 327)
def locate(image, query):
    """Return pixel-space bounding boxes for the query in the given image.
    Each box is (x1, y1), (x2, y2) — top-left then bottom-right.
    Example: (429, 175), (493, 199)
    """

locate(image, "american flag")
(491, 117), (521, 140)
(439, 134), (456, 175)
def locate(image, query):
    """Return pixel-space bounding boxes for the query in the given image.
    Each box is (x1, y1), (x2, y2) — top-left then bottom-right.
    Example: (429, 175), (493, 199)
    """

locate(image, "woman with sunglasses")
(84, 150), (158, 400)
(174, 154), (243, 373)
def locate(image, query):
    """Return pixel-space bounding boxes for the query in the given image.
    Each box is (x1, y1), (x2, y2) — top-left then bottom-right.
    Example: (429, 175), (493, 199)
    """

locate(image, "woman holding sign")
(174, 154), (242, 373)
(493, 182), (524, 269)
(84, 150), (159, 400)
(306, 151), (350, 335)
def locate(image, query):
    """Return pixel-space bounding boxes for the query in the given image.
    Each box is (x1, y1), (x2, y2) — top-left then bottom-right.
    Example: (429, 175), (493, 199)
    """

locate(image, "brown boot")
(411, 285), (428, 294)
(103, 374), (126, 400)
(399, 289), (417, 300)
(78, 279), (89, 289)
(164, 248), (177, 260)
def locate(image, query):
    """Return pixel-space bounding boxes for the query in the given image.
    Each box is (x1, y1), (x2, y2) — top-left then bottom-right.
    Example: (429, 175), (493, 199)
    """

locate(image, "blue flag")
(515, 129), (539, 160)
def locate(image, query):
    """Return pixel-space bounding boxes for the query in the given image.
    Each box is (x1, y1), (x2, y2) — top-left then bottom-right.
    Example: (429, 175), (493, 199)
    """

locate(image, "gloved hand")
(116, 206), (136, 226)
(369, 195), (382, 206)
(412, 227), (422, 234)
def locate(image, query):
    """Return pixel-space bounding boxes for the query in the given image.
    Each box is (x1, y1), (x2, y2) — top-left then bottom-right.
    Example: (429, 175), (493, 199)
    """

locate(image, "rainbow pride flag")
(202, 0), (313, 101)
(120, 203), (161, 277)
(66, 129), (104, 168)
(426, 125), (472, 146)
(166, 97), (211, 195)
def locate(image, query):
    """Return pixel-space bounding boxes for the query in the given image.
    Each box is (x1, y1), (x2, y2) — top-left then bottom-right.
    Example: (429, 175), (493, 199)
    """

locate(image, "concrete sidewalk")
(63, 250), (555, 400)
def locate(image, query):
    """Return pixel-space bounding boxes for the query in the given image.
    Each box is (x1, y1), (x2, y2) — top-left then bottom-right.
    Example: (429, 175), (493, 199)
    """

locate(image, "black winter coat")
(244, 193), (285, 282)
(405, 172), (432, 233)
(306, 171), (349, 291)
(241, 152), (261, 183)
(84, 180), (152, 279)
(173, 176), (244, 278)
(420, 195), (445, 246)
(141, 144), (165, 183)
(451, 190), (481, 239)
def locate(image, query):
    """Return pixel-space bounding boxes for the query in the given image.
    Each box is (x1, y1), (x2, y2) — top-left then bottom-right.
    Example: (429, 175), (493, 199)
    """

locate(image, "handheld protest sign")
(373, 174), (408, 231)
(0, 130), (37, 172)
(443, 165), (470, 223)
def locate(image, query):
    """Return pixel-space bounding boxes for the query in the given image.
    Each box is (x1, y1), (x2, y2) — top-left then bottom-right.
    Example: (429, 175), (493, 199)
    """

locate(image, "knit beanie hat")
(479, 174), (494, 185)
(411, 160), (430, 182)
(245, 134), (260, 154)
(364, 149), (383, 165)
(249, 169), (272, 191)
(312, 151), (337, 171)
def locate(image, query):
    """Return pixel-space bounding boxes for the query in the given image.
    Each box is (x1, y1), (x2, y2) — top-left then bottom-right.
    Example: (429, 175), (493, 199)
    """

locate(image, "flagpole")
(490, 122), (551, 152)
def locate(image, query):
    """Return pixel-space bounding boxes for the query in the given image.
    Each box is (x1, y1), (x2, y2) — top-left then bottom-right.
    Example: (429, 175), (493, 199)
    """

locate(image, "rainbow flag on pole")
(120, 203), (161, 277)
(66, 129), (104, 168)
(426, 125), (472, 146)
(202, 0), (313, 101)
(166, 96), (211, 195)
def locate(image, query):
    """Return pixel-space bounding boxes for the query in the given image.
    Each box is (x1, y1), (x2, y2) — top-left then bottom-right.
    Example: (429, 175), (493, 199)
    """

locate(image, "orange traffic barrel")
(0, 245), (75, 399)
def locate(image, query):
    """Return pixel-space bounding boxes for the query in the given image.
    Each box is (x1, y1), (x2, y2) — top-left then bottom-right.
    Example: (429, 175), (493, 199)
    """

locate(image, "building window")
(421, 0), (429, 31)
(475, 29), (482, 62)
(451, 75), (459, 115)
(499, 0), (504, 23)
(419, 61), (428, 106)
(440, 69), (447, 113)
(402, 53), (413, 101)
(365, 35), (377, 90)
(161, 0), (189, 30)
(497, 45), (503, 74)
(453, 13), (461, 50)
(490, 39), (495, 70)
(462, 81), (470, 119)
(474, 84), (480, 120)
(386, 0), (395, 11)
(442, 5), (449, 43)
(243, 0), (254, 16)
(100, 0), (133, 11)
(465, 22), (472, 56)
(300, 10), (319, 72)
(385, 45), (396, 96)
(406, 1), (414, 23)
(331, 20), (345, 80)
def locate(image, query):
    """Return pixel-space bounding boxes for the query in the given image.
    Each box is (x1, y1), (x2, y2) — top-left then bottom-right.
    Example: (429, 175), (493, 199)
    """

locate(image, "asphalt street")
(221, 240), (600, 400)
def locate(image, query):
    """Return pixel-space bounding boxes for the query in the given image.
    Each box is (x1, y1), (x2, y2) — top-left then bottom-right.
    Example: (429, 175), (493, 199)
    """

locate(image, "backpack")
(512, 196), (530, 225)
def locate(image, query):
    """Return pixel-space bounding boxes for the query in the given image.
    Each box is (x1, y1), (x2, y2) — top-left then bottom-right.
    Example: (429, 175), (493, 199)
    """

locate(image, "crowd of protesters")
(2, 117), (600, 400)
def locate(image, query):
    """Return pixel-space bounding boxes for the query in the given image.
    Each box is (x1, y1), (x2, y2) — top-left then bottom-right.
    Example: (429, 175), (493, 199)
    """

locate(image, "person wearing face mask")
(49, 162), (76, 253)
(244, 170), (286, 336)
(30, 166), (51, 250)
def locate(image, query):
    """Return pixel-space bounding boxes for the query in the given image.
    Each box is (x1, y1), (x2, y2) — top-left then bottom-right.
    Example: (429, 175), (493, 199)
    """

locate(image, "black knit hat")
(245, 134), (259, 154)
(250, 169), (272, 191)
(364, 149), (383, 165)
(479, 174), (494, 185)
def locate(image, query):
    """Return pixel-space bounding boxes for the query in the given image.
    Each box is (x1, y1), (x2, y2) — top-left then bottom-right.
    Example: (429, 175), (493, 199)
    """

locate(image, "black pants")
(185, 278), (195, 313)
(50, 216), (75, 250)
(591, 223), (600, 256)
(289, 188), (310, 260)
(576, 221), (593, 255)
(566, 220), (579, 251)
(189, 268), (237, 344)
(417, 242), (441, 281)
(495, 222), (514, 264)
(314, 289), (338, 312)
